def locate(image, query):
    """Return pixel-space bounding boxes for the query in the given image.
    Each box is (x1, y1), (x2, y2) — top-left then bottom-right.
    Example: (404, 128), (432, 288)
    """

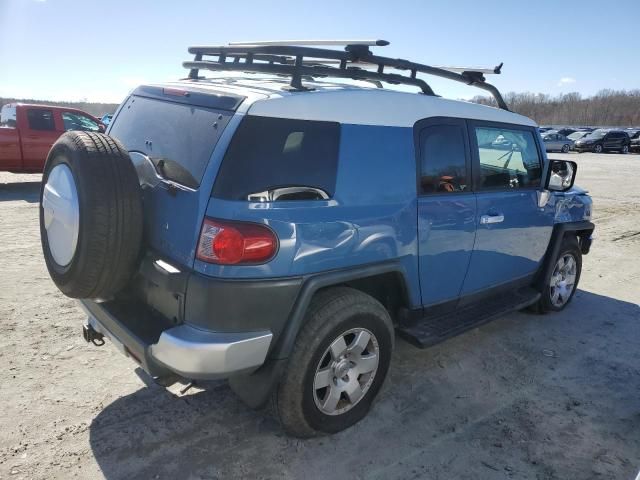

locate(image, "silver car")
(542, 132), (574, 153)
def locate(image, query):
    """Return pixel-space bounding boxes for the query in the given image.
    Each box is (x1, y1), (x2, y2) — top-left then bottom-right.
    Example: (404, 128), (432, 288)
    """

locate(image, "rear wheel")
(621, 145), (629, 154)
(561, 144), (570, 153)
(273, 287), (394, 437)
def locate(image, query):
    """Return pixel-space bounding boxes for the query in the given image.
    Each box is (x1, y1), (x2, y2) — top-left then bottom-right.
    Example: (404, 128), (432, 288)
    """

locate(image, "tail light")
(196, 218), (278, 265)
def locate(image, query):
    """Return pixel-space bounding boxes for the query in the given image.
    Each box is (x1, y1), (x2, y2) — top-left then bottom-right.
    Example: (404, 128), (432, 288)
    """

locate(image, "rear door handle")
(480, 214), (504, 224)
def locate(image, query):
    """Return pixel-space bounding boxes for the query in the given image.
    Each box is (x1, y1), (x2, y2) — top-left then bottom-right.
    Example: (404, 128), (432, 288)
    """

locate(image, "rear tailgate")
(107, 85), (244, 322)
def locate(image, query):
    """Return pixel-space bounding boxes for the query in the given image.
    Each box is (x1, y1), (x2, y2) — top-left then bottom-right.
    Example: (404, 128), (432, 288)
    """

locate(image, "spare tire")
(39, 131), (143, 299)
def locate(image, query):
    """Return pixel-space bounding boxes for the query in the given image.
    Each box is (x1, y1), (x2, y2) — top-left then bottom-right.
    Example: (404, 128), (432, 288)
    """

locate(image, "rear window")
(212, 116), (340, 200)
(109, 96), (231, 189)
(27, 109), (55, 131)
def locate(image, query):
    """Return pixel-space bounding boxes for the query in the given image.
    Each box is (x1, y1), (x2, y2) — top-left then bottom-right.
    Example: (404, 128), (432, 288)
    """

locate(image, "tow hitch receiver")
(82, 324), (105, 346)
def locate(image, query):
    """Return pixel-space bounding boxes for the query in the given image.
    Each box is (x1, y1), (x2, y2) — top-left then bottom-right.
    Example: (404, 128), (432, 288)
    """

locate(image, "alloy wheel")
(313, 328), (379, 416)
(550, 253), (577, 307)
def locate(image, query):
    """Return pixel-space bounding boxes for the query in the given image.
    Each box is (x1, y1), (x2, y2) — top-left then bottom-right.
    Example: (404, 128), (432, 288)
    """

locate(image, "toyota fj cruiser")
(39, 40), (594, 437)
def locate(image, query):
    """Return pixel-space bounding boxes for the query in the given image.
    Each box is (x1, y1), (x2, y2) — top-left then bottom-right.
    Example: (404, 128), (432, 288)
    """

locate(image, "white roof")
(164, 77), (537, 128)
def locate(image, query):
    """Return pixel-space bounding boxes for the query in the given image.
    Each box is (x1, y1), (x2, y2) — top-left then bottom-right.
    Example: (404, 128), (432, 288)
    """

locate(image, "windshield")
(586, 131), (606, 140)
(568, 132), (586, 140)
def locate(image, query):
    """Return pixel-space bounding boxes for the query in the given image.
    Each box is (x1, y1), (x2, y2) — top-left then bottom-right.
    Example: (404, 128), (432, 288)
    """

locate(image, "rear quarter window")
(212, 116), (340, 200)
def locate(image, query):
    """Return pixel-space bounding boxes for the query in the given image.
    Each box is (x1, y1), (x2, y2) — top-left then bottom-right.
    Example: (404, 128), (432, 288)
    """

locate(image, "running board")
(397, 287), (541, 349)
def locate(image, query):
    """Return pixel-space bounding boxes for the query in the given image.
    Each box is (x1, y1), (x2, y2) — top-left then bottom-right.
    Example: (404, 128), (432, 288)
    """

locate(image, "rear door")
(544, 134), (560, 151)
(603, 132), (617, 150)
(21, 108), (62, 171)
(461, 121), (553, 296)
(416, 117), (477, 308)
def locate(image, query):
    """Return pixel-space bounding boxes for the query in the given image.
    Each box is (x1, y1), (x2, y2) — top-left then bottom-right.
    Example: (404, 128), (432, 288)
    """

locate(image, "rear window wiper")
(151, 157), (199, 190)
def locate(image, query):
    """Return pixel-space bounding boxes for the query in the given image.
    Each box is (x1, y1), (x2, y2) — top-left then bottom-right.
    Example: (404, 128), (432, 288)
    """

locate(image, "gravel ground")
(0, 152), (639, 480)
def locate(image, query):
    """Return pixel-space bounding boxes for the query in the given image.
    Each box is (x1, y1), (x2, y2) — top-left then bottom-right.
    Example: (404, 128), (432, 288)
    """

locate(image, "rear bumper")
(80, 299), (272, 380)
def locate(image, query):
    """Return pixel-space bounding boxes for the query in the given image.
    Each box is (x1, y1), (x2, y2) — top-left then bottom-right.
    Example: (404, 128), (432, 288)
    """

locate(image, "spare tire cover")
(40, 131), (143, 299)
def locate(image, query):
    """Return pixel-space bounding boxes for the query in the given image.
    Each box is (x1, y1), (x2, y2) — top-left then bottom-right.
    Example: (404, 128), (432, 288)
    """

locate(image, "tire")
(40, 131), (143, 299)
(561, 144), (570, 153)
(273, 287), (394, 438)
(593, 144), (603, 153)
(535, 236), (582, 313)
(621, 145), (629, 154)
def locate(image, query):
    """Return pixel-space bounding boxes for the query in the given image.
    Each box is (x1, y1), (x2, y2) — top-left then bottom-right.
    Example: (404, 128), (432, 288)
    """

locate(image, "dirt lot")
(1, 152), (639, 480)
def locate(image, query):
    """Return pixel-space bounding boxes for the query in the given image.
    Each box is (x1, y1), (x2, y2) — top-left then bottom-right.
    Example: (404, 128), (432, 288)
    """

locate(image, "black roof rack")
(183, 40), (510, 111)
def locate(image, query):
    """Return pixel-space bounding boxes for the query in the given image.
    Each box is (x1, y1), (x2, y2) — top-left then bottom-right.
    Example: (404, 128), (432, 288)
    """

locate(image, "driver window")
(419, 124), (468, 194)
(62, 112), (100, 132)
(475, 126), (542, 189)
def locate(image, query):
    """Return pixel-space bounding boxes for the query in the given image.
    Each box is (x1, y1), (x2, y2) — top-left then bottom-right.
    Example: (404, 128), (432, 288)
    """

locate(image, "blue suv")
(39, 41), (594, 437)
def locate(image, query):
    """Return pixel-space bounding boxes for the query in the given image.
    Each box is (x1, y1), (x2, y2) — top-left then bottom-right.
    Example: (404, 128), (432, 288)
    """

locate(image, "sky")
(1, 0), (638, 104)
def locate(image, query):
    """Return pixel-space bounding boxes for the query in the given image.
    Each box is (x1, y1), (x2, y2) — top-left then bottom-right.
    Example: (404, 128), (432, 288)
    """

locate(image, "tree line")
(0, 97), (119, 118)
(472, 89), (640, 127)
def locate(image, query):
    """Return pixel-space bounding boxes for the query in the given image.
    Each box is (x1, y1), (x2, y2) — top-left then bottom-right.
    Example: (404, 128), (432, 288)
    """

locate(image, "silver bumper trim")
(149, 325), (273, 380)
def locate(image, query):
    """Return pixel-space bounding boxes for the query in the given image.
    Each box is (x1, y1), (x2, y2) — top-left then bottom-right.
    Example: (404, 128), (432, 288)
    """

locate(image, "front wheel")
(535, 236), (582, 313)
(593, 144), (603, 153)
(273, 287), (394, 437)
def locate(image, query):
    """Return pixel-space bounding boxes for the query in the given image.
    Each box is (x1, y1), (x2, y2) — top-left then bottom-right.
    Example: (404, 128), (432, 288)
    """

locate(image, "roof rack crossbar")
(184, 60), (435, 94)
(184, 43), (509, 110)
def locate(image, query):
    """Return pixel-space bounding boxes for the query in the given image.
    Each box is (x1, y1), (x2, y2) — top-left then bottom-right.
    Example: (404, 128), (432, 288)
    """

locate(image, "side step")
(397, 287), (541, 349)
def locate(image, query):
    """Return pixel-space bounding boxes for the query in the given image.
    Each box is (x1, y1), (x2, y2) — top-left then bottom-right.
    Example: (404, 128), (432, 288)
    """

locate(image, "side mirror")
(545, 159), (577, 192)
(98, 124), (106, 133)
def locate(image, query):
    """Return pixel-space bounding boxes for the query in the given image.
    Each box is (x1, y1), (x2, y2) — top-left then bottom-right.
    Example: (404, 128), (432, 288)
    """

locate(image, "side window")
(62, 112), (100, 132)
(213, 116), (340, 200)
(26, 109), (55, 131)
(419, 125), (468, 194)
(474, 126), (542, 190)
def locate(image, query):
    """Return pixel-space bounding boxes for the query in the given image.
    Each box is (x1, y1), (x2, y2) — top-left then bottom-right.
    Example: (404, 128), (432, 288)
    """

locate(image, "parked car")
(629, 129), (640, 152)
(542, 132), (574, 152)
(38, 41), (594, 437)
(0, 103), (105, 173)
(574, 129), (631, 153)
(557, 127), (577, 137)
(101, 114), (113, 126)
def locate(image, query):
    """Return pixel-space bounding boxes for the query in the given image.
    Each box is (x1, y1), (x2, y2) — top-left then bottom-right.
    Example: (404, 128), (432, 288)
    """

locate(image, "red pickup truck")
(0, 103), (105, 173)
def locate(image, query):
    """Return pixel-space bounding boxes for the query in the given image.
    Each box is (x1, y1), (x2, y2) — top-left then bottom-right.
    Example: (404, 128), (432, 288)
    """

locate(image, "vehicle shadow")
(88, 289), (640, 479)
(0, 181), (41, 203)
